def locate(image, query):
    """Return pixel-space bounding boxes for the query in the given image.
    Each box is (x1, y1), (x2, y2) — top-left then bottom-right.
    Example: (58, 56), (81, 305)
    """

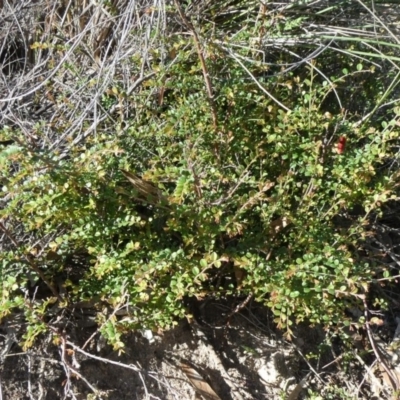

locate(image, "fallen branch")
(363, 298), (399, 393)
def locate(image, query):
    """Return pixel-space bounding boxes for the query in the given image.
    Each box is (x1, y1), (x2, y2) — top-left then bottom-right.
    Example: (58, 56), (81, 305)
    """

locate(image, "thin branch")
(363, 298), (399, 392)
(0, 220), (62, 302)
(226, 48), (291, 112)
(66, 340), (166, 387)
(173, 0), (218, 130)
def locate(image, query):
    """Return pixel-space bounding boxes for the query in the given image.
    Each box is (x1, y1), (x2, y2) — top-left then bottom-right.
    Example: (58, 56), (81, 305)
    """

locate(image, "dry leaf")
(180, 362), (221, 400)
(270, 216), (291, 235)
(370, 317), (384, 326)
(120, 169), (168, 205)
(286, 372), (311, 400)
(234, 265), (246, 288)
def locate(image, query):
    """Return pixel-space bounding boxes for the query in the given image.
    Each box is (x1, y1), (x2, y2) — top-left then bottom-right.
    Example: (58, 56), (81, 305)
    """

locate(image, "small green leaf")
(192, 266), (199, 275)
(214, 260), (221, 268)
(383, 270), (390, 278)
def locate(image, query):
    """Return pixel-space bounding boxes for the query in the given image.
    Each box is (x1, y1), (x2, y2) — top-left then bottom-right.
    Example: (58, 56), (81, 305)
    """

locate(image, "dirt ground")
(0, 297), (393, 400)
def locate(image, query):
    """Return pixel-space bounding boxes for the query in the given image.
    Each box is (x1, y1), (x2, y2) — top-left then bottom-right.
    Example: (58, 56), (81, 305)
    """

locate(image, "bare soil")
(0, 298), (394, 400)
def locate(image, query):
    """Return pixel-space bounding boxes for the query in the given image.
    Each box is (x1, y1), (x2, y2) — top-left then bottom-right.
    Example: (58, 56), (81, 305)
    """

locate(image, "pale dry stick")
(236, 181), (274, 215)
(227, 49), (291, 112)
(321, 353), (344, 370)
(211, 175), (249, 206)
(363, 298), (399, 393)
(210, 154), (260, 206)
(219, 37), (339, 80)
(224, 293), (253, 330)
(37, 358), (46, 400)
(213, 302), (278, 338)
(115, 3), (145, 62)
(126, 71), (157, 98)
(211, 170), (251, 206)
(154, 369), (181, 400)
(360, 40), (400, 71)
(283, 44), (342, 109)
(66, 340), (167, 388)
(326, 43), (387, 71)
(96, 7), (133, 67)
(222, 37), (310, 51)
(156, 0), (167, 55)
(48, 55), (111, 147)
(355, 0), (400, 45)
(3, 352), (65, 369)
(374, 238), (400, 269)
(376, 273), (400, 282)
(4, 2), (159, 154)
(58, 333), (98, 397)
(29, 226), (65, 258)
(137, 362), (150, 400)
(58, 348), (75, 400)
(343, 380), (358, 399)
(42, 0), (64, 38)
(280, 44), (333, 76)
(3, 0), (30, 72)
(0, 18), (100, 103)
(286, 372), (311, 400)
(62, 37), (150, 144)
(321, 25), (383, 40)
(141, 3), (155, 76)
(354, 354), (382, 398)
(173, 0), (218, 130)
(353, 69), (400, 128)
(219, 48), (267, 69)
(291, 343), (326, 385)
(80, 291), (130, 351)
(57, 71), (157, 160)
(27, 353), (34, 400)
(57, 0), (73, 30)
(47, 73), (99, 151)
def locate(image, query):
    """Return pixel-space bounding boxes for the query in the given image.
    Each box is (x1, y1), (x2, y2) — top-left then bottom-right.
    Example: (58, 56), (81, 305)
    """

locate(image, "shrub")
(0, 0), (399, 349)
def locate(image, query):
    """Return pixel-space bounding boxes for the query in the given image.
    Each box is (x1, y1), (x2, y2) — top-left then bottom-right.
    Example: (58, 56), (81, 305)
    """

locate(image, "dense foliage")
(1, 0), (400, 355)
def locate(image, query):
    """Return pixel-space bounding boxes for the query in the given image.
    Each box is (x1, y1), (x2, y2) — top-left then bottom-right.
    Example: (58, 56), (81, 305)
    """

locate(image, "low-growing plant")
(0, 0), (400, 354)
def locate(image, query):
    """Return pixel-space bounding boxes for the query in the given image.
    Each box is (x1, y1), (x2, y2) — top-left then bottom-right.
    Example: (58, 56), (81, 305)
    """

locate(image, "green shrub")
(0, 0), (400, 349)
